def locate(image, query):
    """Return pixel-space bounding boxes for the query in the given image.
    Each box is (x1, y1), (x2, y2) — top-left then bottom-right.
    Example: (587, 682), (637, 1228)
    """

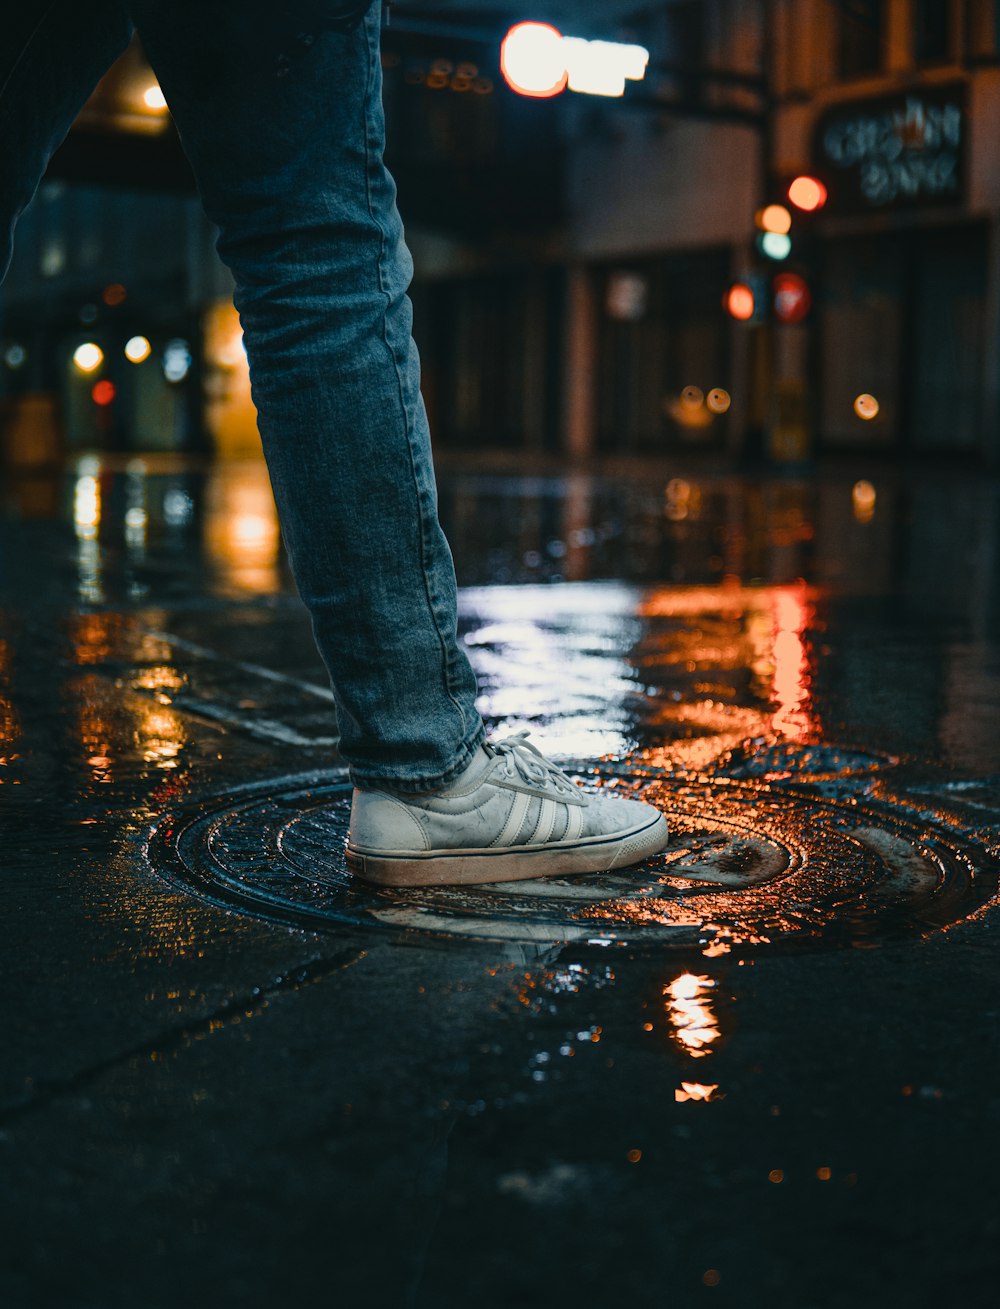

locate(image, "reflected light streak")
(675, 1082), (722, 1103)
(0, 638), (21, 773)
(75, 674), (115, 784)
(204, 462), (281, 593)
(137, 702), (186, 769)
(665, 972), (720, 1059)
(852, 479), (876, 523)
(770, 585), (814, 743)
(73, 473), (101, 541)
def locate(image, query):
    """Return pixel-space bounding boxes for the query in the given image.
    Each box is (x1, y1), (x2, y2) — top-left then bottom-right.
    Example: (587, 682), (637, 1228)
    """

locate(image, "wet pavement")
(2, 454), (1000, 1307)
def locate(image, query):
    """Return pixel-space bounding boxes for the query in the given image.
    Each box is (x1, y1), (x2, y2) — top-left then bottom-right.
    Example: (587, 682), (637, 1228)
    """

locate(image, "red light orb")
(724, 283), (755, 321)
(91, 379), (117, 406)
(788, 176), (828, 212)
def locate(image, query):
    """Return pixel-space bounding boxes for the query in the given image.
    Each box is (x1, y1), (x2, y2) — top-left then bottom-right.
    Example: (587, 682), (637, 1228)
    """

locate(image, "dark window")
(914, 0), (953, 63)
(663, 0), (707, 103)
(837, 0), (884, 80)
(965, 0), (1000, 61)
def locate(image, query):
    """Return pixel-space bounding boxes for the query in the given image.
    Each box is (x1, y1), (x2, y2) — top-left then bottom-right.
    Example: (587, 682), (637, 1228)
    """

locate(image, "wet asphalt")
(1, 456), (999, 1308)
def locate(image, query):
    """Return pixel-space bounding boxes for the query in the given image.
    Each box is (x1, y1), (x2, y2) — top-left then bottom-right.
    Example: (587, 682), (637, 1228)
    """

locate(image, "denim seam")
(350, 719), (486, 794)
(360, 12), (470, 749)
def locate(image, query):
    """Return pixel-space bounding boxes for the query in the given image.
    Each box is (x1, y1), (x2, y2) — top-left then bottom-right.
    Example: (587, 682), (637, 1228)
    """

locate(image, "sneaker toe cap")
(587, 794), (665, 837)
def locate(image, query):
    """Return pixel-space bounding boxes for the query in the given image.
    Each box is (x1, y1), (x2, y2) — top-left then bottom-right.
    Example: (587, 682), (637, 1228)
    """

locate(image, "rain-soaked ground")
(2, 453), (1000, 1307)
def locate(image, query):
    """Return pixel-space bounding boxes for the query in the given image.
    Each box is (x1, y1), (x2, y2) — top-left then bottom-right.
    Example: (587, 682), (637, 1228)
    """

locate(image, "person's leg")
(128, 0), (485, 792)
(0, 4), (133, 281)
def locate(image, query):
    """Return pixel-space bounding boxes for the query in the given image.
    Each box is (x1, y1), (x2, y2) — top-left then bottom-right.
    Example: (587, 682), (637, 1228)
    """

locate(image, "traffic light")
(724, 282), (756, 320)
(772, 272), (811, 325)
(787, 175), (828, 212)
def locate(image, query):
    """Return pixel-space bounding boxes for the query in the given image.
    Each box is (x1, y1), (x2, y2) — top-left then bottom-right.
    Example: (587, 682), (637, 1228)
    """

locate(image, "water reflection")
(4, 457), (1000, 778)
(202, 460), (281, 594)
(665, 972), (721, 1058)
(665, 971), (726, 1103)
(0, 636), (20, 778)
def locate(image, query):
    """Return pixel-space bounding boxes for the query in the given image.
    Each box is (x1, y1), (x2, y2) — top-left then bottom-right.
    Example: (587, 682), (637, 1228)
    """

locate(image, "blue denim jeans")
(0, 1), (486, 791)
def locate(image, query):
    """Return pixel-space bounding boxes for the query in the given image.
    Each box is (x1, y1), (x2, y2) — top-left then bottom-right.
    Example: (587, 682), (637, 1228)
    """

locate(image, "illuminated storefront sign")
(815, 85), (966, 213)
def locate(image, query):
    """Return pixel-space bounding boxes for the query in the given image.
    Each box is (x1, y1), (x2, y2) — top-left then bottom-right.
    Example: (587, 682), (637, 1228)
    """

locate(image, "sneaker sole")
(345, 811), (669, 887)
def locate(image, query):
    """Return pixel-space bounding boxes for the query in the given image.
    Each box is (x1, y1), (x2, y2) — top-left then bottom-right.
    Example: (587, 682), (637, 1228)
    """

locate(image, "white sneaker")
(345, 731), (668, 887)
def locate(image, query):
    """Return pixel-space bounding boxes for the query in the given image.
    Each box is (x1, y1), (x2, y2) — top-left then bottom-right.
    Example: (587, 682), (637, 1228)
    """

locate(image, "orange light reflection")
(665, 972), (720, 1059)
(675, 1082), (722, 1102)
(770, 585), (814, 742)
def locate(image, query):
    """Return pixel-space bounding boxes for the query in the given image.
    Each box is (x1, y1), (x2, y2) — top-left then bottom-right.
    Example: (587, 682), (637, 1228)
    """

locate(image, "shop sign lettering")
(815, 86), (966, 213)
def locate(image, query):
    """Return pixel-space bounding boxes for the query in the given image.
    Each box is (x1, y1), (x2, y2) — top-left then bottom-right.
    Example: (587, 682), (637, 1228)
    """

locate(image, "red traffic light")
(787, 176), (827, 212)
(773, 272), (811, 324)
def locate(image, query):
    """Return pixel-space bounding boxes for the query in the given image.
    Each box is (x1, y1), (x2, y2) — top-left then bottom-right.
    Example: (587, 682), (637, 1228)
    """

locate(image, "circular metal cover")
(146, 747), (1000, 953)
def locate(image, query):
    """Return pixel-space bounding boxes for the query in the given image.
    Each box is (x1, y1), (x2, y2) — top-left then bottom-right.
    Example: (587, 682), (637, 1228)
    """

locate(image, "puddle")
(146, 746), (1000, 953)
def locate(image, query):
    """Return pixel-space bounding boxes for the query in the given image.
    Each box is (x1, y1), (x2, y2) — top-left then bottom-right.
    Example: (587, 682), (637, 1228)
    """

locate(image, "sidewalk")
(1, 457), (999, 1307)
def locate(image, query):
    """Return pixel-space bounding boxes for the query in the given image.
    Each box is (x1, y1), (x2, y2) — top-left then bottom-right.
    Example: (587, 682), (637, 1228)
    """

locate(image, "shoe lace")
(489, 731), (580, 797)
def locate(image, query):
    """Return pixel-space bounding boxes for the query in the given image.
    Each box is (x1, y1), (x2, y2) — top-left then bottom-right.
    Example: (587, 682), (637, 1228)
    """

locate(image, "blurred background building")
(2, 0), (999, 471)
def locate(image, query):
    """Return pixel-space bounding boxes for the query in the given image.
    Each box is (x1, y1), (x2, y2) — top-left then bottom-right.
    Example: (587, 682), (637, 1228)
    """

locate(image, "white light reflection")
(460, 583), (643, 759)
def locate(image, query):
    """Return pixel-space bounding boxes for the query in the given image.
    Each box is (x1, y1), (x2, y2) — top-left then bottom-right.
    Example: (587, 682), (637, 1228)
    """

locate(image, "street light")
(500, 22), (567, 98)
(500, 22), (649, 99)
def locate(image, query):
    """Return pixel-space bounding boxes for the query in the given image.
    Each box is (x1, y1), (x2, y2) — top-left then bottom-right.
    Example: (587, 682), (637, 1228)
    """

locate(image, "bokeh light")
(788, 175), (828, 211)
(707, 388), (732, 413)
(757, 204), (792, 234)
(500, 22), (568, 98)
(852, 479), (877, 522)
(854, 393), (879, 420)
(760, 231), (792, 260)
(124, 335), (152, 364)
(143, 84), (168, 111)
(73, 343), (104, 373)
(725, 283), (755, 320)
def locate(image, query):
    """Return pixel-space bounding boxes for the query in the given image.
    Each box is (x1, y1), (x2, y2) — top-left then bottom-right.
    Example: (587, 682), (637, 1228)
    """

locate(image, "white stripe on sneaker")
(531, 796), (560, 845)
(493, 790), (532, 847)
(564, 804), (584, 842)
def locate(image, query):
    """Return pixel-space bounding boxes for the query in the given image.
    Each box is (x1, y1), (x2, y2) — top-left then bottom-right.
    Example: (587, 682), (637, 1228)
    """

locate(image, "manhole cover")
(146, 756), (1000, 953)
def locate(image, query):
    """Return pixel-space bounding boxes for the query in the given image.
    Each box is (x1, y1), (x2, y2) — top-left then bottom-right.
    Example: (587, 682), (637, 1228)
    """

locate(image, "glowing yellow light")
(852, 479), (876, 523)
(73, 343), (104, 373)
(500, 22), (568, 98)
(788, 175), (827, 211)
(707, 388), (731, 414)
(143, 84), (168, 111)
(854, 392), (879, 420)
(680, 385), (704, 409)
(124, 335), (151, 364)
(73, 474), (101, 540)
(757, 204), (792, 235)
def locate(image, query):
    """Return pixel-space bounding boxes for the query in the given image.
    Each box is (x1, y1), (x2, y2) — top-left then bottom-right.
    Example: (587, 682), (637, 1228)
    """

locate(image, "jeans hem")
(348, 718), (487, 794)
